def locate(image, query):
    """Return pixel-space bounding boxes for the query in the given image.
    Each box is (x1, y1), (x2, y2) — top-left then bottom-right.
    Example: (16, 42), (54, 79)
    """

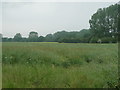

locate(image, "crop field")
(2, 42), (118, 88)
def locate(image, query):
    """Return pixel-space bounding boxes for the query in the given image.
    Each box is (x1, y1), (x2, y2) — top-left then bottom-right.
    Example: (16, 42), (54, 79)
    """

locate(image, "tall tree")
(28, 31), (38, 42)
(38, 36), (45, 42)
(44, 34), (54, 42)
(89, 4), (118, 43)
(13, 33), (22, 42)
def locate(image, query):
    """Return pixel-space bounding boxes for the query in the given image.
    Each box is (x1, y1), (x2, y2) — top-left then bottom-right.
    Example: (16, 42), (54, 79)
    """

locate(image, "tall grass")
(2, 42), (118, 88)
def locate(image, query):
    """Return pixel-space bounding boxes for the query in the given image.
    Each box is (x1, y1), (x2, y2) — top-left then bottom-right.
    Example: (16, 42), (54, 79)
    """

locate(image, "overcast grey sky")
(1, 2), (117, 37)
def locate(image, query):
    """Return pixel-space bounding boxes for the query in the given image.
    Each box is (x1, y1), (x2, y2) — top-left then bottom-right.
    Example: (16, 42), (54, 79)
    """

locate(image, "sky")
(1, 1), (118, 38)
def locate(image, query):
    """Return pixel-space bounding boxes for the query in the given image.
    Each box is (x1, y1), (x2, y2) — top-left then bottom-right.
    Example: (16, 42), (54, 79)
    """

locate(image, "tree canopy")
(89, 4), (118, 43)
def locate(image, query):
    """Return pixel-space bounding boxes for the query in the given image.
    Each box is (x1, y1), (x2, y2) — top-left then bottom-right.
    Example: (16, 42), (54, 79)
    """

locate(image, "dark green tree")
(28, 31), (38, 42)
(89, 4), (118, 43)
(38, 36), (45, 42)
(13, 33), (22, 42)
(44, 34), (54, 42)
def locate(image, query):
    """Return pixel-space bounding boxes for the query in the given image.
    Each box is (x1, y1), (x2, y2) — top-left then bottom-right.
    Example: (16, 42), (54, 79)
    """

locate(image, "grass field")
(2, 42), (118, 88)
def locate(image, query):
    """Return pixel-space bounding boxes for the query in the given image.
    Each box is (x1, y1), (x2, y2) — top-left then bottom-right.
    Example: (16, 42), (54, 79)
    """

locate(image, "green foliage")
(2, 29), (92, 43)
(101, 37), (117, 43)
(38, 36), (45, 42)
(2, 42), (118, 88)
(118, 4), (120, 42)
(89, 4), (118, 42)
(28, 31), (39, 42)
(13, 33), (22, 42)
(54, 29), (91, 43)
(44, 34), (54, 42)
(89, 37), (99, 43)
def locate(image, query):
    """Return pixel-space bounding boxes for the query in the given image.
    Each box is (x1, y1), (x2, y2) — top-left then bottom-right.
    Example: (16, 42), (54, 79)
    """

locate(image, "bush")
(101, 37), (117, 43)
(89, 37), (99, 43)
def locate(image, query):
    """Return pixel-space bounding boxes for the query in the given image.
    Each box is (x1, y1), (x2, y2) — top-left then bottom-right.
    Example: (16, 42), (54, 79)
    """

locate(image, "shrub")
(101, 37), (117, 43)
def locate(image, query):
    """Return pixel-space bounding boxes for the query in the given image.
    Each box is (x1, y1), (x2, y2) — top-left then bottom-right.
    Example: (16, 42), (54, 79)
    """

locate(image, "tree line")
(2, 3), (119, 43)
(2, 30), (91, 43)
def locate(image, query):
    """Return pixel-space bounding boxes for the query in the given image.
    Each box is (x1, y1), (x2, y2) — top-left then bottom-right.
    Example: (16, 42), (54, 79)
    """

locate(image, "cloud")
(2, 2), (117, 37)
(2, 0), (120, 2)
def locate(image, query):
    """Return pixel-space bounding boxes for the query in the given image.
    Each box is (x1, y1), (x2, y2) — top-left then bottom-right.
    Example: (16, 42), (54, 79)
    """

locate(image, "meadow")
(2, 42), (118, 88)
